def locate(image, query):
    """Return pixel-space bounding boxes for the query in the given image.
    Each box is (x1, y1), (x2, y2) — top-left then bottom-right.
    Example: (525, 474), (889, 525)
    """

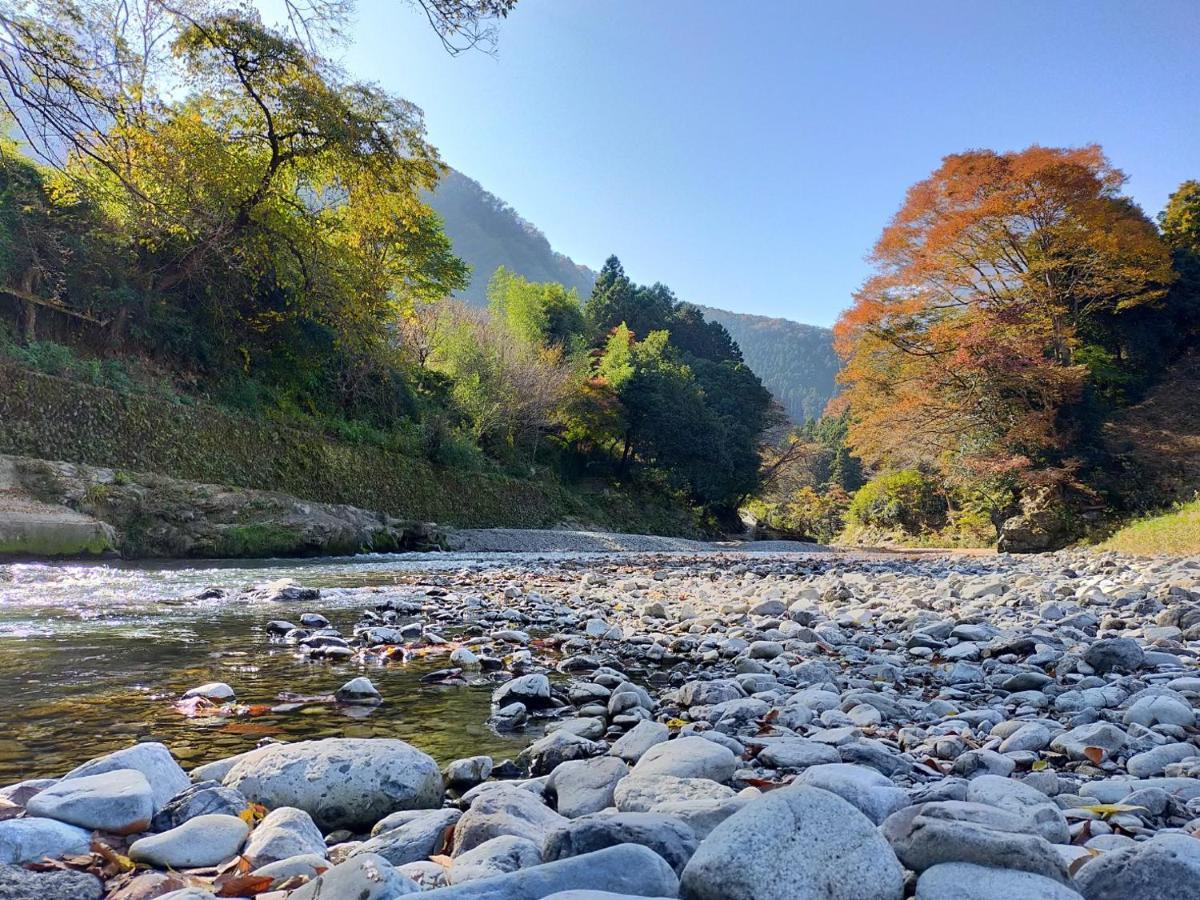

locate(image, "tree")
(834, 145), (1175, 484)
(487, 266), (585, 349)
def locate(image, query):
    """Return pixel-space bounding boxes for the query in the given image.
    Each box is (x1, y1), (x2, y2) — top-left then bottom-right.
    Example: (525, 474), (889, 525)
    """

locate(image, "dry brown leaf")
(1082, 746), (1105, 765)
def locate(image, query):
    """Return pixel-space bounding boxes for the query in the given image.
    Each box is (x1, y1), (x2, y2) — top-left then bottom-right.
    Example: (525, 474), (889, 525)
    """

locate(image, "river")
(0, 551), (616, 785)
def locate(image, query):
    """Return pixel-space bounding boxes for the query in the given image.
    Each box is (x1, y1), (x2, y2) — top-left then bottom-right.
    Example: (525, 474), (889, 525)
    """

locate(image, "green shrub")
(848, 470), (947, 534)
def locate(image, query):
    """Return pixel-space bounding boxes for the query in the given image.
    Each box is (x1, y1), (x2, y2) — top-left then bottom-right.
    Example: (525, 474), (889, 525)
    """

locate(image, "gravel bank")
(5, 548), (1200, 899)
(444, 527), (828, 554)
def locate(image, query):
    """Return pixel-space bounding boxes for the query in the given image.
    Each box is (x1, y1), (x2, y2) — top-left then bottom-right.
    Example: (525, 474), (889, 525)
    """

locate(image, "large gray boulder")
(287, 852), (420, 899)
(242, 806), (327, 867)
(128, 814), (249, 868)
(631, 736), (736, 782)
(883, 801), (1069, 883)
(1073, 832), (1200, 899)
(964, 775), (1069, 843)
(419, 844), (680, 899)
(0, 865), (103, 900)
(222, 738), (442, 831)
(543, 811), (698, 875)
(62, 742), (189, 813)
(26, 769), (154, 834)
(679, 786), (904, 900)
(452, 787), (567, 856)
(0, 817), (92, 864)
(915, 862), (1084, 899)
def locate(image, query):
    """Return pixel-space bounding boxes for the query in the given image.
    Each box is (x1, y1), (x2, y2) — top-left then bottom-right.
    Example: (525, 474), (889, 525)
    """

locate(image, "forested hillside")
(698, 307), (839, 421)
(427, 171), (840, 421)
(426, 171), (596, 305)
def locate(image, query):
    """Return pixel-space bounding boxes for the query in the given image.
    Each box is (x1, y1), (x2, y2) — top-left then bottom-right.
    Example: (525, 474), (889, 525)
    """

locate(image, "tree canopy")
(834, 145), (1175, 485)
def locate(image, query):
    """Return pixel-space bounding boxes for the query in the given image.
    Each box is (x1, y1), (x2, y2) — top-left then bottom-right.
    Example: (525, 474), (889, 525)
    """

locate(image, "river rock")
(242, 806), (327, 867)
(420, 844), (680, 899)
(608, 720), (669, 763)
(548, 756), (629, 817)
(182, 681), (235, 701)
(756, 737), (840, 770)
(251, 852), (329, 887)
(883, 801), (1069, 882)
(129, 813), (249, 868)
(61, 742), (189, 812)
(1083, 638), (1144, 673)
(445, 756), (494, 790)
(452, 786), (568, 855)
(631, 736), (736, 782)
(335, 676), (383, 705)
(1049, 722), (1127, 762)
(793, 763), (909, 824)
(493, 674), (552, 708)
(0, 866), (103, 900)
(679, 785), (903, 899)
(151, 780), (247, 831)
(288, 852), (420, 899)
(614, 775), (736, 812)
(222, 738), (442, 831)
(915, 862), (1084, 899)
(26, 768), (154, 833)
(243, 579), (319, 603)
(544, 811), (697, 875)
(352, 808), (461, 865)
(0, 817), (91, 864)
(964, 775), (1069, 843)
(449, 835), (542, 884)
(1073, 832), (1200, 899)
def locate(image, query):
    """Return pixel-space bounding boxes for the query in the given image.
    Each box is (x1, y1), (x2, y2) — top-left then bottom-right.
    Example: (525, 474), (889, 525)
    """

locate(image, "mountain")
(697, 307), (839, 422)
(426, 171), (840, 421)
(427, 170), (596, 305)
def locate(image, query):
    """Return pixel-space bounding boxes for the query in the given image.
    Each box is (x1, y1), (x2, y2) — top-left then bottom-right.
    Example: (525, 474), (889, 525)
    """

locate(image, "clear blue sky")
(328, 1), (1198, 326)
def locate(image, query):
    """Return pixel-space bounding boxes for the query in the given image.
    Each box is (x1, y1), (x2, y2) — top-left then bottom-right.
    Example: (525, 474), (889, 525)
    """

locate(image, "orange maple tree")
(834, 145), (1174, 483)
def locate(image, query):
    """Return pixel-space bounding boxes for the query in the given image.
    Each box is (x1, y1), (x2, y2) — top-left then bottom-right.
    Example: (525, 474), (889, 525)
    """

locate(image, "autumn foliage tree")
(834, 145), (1175, 489)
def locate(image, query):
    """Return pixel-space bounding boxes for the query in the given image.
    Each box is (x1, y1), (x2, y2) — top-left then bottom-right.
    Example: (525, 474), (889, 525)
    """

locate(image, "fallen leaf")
(1079, 803), (1148, 817)
(1082, 746), (1105, 765)
(429, 854), (453, 867)
(214, 873), (274, 896)
(1032, 759), (1049, 771)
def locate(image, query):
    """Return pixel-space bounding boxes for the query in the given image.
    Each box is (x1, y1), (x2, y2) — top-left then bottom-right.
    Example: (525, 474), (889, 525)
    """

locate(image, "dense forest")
(425, 169), (841, 423)
(0, 0), (773, 526)
(754, 149), (1200, 549)
(697, 307), (839, 422)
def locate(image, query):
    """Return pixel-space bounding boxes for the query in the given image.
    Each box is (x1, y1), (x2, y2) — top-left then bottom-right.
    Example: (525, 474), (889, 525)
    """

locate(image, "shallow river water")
(0, 551), (618, 784)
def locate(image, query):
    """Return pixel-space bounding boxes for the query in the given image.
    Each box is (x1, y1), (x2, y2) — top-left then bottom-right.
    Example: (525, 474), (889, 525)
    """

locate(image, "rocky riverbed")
(3, 547), (1200, 898)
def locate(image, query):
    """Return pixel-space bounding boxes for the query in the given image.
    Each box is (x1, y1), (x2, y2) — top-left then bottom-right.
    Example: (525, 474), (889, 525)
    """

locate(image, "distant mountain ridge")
(425, 170), (840, 421)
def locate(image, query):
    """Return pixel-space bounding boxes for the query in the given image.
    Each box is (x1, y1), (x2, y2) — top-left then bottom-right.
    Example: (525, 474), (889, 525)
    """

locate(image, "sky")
(323, 1), (1198, 326)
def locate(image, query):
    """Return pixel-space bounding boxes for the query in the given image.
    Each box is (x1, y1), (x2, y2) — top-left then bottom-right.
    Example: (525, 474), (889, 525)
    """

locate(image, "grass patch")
(1100, 497), (1200, 556)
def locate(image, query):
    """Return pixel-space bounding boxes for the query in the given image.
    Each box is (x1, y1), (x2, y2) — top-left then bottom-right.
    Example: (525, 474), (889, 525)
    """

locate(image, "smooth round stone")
(129, 814), (249, 868)
(182, 682), (235, 701)
(222, 738), (442, 831)
(915, 862), (1083, 899)
(0, 818), (92, 865)
(679, 786), (904, 900)
(26, 769), (154, 834)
